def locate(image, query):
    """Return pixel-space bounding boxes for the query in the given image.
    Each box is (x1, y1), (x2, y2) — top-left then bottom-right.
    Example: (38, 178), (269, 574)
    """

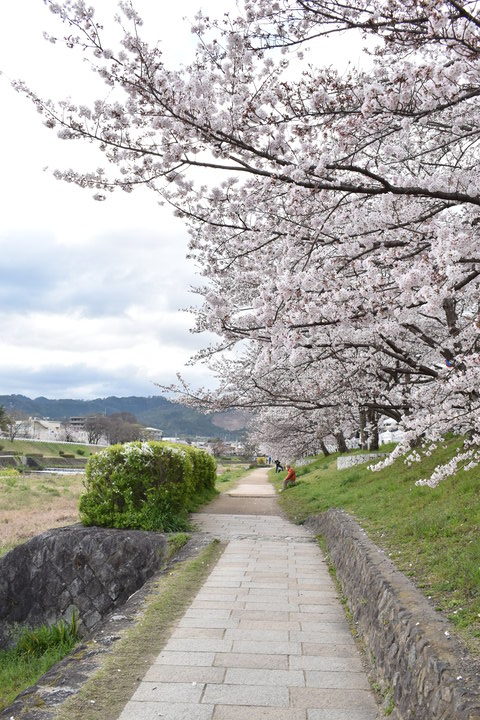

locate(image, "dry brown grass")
(0, 469), (84, 555)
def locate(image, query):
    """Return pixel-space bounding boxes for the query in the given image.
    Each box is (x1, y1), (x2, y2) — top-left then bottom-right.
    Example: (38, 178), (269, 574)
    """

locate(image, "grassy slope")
(272, 438), (480, 652)
(0, 439), (101, 457)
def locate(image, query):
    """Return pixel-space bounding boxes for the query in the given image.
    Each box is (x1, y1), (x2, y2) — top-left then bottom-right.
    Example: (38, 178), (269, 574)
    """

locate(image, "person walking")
(274, 459), (283, 473)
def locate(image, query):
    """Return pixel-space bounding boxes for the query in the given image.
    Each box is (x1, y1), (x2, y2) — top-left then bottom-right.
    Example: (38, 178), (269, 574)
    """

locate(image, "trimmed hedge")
(79, 441), (216, 531)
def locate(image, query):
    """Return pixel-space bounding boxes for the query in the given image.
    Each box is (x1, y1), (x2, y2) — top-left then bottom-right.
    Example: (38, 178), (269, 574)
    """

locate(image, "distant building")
(144, 427), (163, 441)
(379, 417), (405, 445)
(29, 417), (63, 441)
(69, 416), (86, 429)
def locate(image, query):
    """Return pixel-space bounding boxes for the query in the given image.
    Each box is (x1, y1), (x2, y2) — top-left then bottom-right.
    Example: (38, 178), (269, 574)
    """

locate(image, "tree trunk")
(335, 431), (348, 454)
(367, 408), (379, 450)
(319, 440), (330, 457)
(359, 407), (368, 450)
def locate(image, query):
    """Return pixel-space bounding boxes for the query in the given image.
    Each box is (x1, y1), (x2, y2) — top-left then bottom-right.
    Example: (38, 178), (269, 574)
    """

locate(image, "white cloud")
(0, 0), (364, 400)
(0, 0), (225, 399)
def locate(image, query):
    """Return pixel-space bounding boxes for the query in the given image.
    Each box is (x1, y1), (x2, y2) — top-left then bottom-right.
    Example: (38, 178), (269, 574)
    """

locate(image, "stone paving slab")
(117, 470), (379, 720)
(118, 701), (214, 719)
(290, 687), (377, 710)
(228, 484), (276, 496)
(213, 707), (307, 719)
(191, 513), (312, 539)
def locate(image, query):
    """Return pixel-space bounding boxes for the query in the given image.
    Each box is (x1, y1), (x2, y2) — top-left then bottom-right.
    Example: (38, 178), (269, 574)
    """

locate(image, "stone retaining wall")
(336, 453), (386, 470)
(0, 455), (20, 468)
(0, 526), (168, 646)
(306, 510), (480, 720)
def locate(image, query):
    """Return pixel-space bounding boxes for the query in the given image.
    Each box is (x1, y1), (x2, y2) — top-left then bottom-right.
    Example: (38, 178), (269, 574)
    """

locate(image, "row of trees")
(20, 0), (480, 485)
(78, 412), (146, 445)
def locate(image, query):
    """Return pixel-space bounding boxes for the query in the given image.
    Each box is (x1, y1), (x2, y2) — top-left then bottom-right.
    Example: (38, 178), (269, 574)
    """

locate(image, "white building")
(144, 427), (163, 441)
(379, 417), (405, 445)
(29, 418), (63, 440)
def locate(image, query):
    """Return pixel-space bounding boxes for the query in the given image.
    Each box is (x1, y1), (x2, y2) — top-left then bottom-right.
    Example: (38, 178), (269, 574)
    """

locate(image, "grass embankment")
(0, 468), (84, 556)
(0, 439), (102, 457)
(54, 540), (224, 720)
(0, 617), (80, 712)
(273, 438), (480, 652)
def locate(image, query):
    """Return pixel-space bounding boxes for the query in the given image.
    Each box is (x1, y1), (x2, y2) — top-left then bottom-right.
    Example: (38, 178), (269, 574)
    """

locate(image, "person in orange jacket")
(282, 464), (297, 491)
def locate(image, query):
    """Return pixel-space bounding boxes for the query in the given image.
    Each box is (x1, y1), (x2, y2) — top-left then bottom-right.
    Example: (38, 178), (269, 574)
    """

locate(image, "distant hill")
(0, 394), (245, 439)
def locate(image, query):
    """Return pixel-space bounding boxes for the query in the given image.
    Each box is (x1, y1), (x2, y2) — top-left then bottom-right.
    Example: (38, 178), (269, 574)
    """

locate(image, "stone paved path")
(118, 469), (380, 720)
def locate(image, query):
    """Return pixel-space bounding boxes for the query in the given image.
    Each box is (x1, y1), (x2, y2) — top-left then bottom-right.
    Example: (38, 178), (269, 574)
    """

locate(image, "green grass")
(0, 439), (102, 458)
(0, 617), (80, 711)
(166, 532), (190, 559)
(273, 438), (480, 652)
(187, 485), (219, 513)
(216, 465), (251, 492)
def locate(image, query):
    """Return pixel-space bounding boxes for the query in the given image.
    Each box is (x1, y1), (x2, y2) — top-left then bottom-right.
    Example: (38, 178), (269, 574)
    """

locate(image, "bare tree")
(0, 406), (9, 435)
(4, 410), (30, 442)
(104, 413), (145, 445)
(84, 415), (109, 444)
(60, 419), (76, 443)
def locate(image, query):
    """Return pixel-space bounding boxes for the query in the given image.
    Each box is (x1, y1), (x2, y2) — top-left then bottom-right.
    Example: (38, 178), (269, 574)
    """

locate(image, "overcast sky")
(0, 1), (364, 401)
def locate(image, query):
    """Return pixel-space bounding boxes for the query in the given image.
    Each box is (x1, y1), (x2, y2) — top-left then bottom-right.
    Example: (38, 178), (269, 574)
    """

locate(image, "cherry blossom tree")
(15, 0), (480, 484)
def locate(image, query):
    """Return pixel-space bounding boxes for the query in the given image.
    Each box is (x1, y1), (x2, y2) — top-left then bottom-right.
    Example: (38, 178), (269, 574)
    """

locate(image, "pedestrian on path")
(282, 464), (297, 490)
(274, 459), (283, 473)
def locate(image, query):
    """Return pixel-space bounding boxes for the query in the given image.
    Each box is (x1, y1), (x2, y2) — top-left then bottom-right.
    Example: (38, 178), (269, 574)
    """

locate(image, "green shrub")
(80, 441), (202, 531)
(59, 451), (65, 456)
(62, 453), (75, 459)
(76, 448), (85, 456)
(184, 446), (216, 494)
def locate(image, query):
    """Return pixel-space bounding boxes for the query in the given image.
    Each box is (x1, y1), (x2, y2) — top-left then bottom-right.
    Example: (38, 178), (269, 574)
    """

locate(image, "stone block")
(231, 640), (301, 655)
(224, 667), (305, 686)
(131, 681), (204, 703)
(290, 687), (377, 710)
(154, 651), (216, 666)
(202, 683), (289, 706)
(213, 653), (288, 670)
(118, 701), (214, 720)
(143, 666), (225, 683)
(213, 707), (306, 719)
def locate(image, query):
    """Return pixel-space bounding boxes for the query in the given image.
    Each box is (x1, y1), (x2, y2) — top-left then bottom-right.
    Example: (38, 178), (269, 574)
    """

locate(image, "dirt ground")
(0, 471), (83, 554)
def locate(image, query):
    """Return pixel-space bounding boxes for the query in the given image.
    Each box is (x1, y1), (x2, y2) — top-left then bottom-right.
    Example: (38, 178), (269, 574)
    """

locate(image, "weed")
(38, 485), (61, 496)
(340, 471), (361, 486)
(166, 532), (190, 559)
(0, 616), (80, 711)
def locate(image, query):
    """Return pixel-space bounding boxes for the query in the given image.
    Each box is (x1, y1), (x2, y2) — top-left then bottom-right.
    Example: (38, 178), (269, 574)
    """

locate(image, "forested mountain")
(0, 395), (243, 438)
